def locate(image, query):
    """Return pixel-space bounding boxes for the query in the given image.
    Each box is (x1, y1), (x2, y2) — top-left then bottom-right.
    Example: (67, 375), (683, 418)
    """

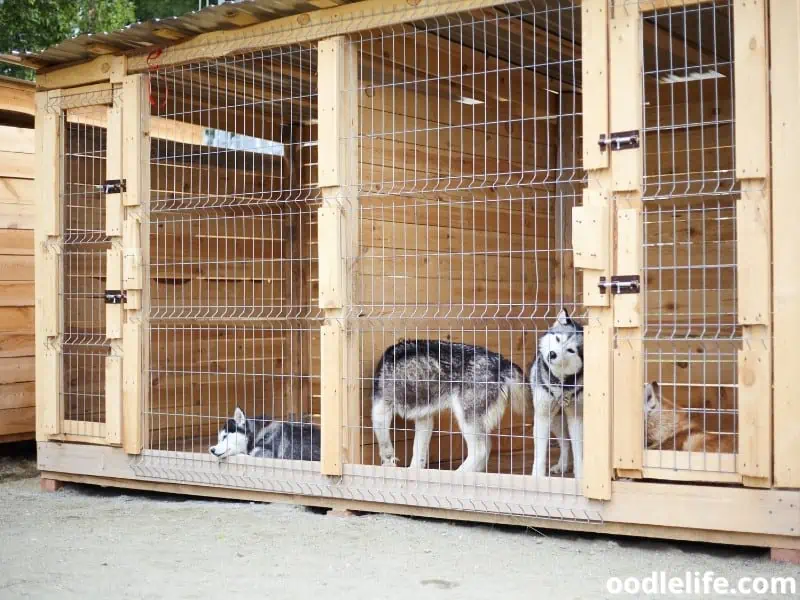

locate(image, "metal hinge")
(104, 290), (127, 304)
(98, 179), (127, 194)
(598, 130), (640, 152)
(598, 275), (640, 295)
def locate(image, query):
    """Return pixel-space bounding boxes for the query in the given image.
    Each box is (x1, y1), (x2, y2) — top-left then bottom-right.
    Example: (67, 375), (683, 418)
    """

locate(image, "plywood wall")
(0, 78), (35, 442)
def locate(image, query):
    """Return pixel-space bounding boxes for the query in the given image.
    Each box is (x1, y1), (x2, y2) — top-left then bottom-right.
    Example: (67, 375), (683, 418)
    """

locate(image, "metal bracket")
(598, 275), (640, 295)
(98, 179), (127, 194)
(598, 130), (640, 152)
(104, 290), (127, 304)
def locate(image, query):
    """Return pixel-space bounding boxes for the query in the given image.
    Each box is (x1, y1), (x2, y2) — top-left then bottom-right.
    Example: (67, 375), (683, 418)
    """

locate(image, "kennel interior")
(350, 3), (583, 474)
(137, 1), (586, 479)
(146, 46), (322, 454)
(29, 0), (800, 549)
(638, 1), (741, 479)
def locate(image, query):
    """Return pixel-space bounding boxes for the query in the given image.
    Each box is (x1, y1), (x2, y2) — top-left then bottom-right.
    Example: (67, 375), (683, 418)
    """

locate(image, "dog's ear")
(233, 406), (246, 427)
(556, 308), (571, 326)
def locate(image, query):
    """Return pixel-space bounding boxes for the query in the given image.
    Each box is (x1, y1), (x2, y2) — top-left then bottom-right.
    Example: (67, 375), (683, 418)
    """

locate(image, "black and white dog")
(528, 310), (584, 479)
(372, 340), (528, 472)
(209, 407), (321, 461)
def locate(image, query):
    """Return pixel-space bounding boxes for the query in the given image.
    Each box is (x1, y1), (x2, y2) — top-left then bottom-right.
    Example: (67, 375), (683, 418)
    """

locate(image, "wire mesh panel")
(60, 103), (112, 433)
(145, 47), (323, 464)
(344, 0), (591, 514)
(129, 1), (608, 520)
(639, 0), (739, 478)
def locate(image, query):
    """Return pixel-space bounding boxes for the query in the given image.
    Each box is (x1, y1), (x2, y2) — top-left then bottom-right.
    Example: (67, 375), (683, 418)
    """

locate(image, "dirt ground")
(0, 444), (796, 600)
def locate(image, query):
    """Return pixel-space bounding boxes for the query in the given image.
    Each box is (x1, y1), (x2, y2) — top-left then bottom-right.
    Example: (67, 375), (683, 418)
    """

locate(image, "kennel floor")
(153, 433), (571, 476)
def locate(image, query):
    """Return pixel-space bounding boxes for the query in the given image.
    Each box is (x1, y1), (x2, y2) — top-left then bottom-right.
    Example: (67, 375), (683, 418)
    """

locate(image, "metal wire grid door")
(141, 47), (324, 475)
(59, 100), (113, 435)
(340, 0), (598, 519)
(640, 0), (740, 479)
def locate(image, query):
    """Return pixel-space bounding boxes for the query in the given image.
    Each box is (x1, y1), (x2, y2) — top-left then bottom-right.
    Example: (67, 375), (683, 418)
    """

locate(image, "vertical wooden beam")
(34, 91), (63, 439)
(770, 0), (800, 488)
(105, 355), (123, 444)
(317, 36), (359, 475)
(579, 0), (613, 501)
(106, 89), (124, 341)
(120, 74), (150, 455)
(734, 0), (771, 488)
(609, 2), (644, 478)
(582, 0), (609, 171)
(105, 85), (125, 445)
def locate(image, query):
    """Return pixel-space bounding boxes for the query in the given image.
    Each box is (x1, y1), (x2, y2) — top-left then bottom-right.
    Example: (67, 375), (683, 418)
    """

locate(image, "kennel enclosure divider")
(29, 0), (800, 554)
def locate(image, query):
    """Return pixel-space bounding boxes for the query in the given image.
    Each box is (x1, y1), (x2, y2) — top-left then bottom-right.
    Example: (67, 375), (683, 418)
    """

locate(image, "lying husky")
(644, 381), (735, 453)
(372, 340), (528, 472)
(209, 407), (321, 461)
(528, 309), (584, 479)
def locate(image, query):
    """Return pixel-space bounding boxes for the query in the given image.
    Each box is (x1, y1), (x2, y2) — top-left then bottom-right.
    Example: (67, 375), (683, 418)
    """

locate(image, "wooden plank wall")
(0, 79), (36, 442)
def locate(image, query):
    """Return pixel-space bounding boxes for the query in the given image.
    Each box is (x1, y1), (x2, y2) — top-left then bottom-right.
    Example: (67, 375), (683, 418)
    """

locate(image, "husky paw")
(381, 457), (399, 467)
(549, 462), (569, 476)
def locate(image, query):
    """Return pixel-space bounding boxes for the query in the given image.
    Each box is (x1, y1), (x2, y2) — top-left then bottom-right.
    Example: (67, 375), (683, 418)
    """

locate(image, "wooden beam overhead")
(481, 8), (579, 58)
(642, 20), (718, 71)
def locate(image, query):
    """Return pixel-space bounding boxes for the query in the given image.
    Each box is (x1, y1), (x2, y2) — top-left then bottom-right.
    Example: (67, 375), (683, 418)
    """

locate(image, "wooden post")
(120, 74), (150, 454)
(317, 36), (359, 475)
(770, 0), (800, 489)
(609, 2), (644, 478)
(734, 0), (771, 488)
(105, 88), (124, 445)
(577, 0), (613, 500)
(34, 91), (63, 439)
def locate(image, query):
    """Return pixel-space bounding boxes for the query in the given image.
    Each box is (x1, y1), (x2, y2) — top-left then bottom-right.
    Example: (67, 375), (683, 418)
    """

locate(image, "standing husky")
(644, 381), (734, 453)
(209, 407), (321, 461)
(528, 309), (584, 479)
(372, 340), (528, 472)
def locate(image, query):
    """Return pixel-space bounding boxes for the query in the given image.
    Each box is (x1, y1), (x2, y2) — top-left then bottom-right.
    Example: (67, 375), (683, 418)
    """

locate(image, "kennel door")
(45, 85), (125, 445)
(632, 0), (771, 486)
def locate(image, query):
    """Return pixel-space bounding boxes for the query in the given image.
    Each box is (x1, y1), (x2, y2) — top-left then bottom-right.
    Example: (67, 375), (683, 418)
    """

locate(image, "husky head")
(539, 309), (584, 380)
(209, 407), (251, 459)
(644, 381), (662, 416)
(644, 381), (677, 446)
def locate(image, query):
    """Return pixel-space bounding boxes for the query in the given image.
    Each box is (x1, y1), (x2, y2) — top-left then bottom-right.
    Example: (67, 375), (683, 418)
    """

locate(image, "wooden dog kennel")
(16, 0), (800, 557)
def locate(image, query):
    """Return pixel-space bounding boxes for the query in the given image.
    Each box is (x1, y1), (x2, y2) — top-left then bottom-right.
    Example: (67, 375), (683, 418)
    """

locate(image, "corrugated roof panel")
(4, 0), (354, 70)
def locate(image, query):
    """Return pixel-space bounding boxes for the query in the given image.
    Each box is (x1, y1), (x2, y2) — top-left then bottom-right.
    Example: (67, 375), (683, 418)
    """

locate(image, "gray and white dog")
(372, 340), (528, 472)
(209, 407), (321, 461)
(528, 309), (584, 479)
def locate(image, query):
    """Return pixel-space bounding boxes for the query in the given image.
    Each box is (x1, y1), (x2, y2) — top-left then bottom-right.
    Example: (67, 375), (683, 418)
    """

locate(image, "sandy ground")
(0, 444), (797, 600)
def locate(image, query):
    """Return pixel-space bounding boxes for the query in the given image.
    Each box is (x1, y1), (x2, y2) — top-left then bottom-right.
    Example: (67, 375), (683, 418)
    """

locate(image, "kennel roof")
(0, 0), (360, 71)
(1, 0), (729, 97)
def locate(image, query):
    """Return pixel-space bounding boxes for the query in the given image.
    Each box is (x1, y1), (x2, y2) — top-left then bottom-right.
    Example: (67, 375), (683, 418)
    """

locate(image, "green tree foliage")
(0, 0), (136, 78)
(0, 0), (213, 79)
